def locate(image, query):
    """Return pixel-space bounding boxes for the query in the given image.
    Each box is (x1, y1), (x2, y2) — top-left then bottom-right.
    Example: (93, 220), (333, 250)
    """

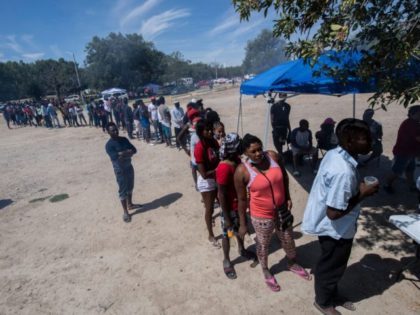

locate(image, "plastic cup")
(364, 176), (379, 186)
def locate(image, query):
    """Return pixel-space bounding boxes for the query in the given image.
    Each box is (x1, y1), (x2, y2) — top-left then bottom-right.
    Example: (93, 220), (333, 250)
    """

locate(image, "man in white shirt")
(302, 118), (379, 315)
(171, 101), (185, 149)
(157, 96), (172, 146)
(148, 97), (160, 141)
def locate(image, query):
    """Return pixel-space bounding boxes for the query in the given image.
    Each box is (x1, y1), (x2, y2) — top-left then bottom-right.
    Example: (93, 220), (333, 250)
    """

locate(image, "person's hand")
(359, 182), (379, 198)
(238, 225), (248, 240)
(287, 199), (293, 211)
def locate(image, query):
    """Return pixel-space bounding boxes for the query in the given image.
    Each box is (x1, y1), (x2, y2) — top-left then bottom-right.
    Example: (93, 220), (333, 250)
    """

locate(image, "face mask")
(248, 158), (258, 165)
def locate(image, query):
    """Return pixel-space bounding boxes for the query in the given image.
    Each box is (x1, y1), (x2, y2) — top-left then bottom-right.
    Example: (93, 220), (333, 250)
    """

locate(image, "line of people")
(105, 99), (420, 315)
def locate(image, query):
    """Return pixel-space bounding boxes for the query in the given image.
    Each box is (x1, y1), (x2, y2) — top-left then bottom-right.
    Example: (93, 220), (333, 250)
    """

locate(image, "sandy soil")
(0, 87), (419, 315)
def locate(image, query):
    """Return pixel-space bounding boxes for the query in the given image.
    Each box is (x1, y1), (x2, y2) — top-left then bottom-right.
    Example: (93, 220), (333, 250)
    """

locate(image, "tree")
(242, 29), (288, 73)
(233, 0), (420, 107)
(85, 33), (164, 90)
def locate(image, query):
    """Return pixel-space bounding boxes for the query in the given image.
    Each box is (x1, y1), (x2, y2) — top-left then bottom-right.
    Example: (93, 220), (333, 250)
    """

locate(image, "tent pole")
(264, 101), (271, 147)
(353, 93), (356, 118)
(237, 94), (242, 134)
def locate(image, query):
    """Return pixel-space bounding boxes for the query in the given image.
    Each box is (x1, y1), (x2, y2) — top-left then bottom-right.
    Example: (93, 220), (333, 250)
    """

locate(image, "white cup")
(364, 176), (379, 186)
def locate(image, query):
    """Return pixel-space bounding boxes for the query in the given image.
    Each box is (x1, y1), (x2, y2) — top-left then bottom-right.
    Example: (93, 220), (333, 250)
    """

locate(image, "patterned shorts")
(220, 210), (239, 239)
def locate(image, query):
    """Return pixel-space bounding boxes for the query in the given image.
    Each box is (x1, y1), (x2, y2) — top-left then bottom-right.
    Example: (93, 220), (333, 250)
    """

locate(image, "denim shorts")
(114, 165), (135, 200)
(391, 155), (415, 175)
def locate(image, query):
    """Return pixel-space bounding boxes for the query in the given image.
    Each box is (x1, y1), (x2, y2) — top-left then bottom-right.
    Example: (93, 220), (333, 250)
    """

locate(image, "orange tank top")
(243, 154), (285, 219)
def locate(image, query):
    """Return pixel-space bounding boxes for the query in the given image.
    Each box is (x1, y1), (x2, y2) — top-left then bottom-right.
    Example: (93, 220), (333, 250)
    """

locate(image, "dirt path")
(0, 88), (419, 314)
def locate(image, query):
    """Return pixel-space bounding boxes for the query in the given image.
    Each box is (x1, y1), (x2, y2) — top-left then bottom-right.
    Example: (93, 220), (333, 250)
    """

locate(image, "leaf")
(330, 24), (343, 31)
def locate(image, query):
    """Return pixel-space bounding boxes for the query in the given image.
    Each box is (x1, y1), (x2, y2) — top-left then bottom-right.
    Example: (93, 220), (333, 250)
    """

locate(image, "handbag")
(254, 165), (294, 231)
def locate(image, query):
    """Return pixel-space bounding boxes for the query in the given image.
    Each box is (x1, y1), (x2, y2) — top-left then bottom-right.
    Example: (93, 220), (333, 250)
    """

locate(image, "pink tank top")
(243, 154), (286, 219)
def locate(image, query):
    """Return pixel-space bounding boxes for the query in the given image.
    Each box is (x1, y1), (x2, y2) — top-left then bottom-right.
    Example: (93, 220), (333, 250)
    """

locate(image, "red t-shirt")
(216, 162), (238, 211)
(393, 118), (420, 156)
(194, 139), (220, 171)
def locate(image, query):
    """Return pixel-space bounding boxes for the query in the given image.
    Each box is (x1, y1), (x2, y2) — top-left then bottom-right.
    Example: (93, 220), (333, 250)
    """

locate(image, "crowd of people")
(103, 94), (420, 315)
(3, 92), (419, 315)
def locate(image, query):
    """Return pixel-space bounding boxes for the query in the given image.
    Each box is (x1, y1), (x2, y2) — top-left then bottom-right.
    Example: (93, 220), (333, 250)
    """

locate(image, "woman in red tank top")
(234, 134), (311, 292)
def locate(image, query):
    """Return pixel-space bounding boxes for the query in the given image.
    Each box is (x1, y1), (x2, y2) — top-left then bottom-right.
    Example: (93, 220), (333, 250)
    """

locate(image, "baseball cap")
(323, 117), (336, 125)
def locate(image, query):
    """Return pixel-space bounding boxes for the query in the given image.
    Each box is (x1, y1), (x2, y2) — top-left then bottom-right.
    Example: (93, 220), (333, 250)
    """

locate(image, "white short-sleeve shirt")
(302, 146), (360, 240)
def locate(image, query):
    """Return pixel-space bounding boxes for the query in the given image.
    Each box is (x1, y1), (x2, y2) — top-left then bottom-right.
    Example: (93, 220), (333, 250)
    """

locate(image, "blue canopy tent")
(238, 50), (378, 144)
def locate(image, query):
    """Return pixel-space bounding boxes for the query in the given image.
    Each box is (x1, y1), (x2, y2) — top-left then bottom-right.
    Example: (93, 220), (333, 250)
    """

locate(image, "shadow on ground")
(132, 192), (183, 215)
(0, 199), (13, 210)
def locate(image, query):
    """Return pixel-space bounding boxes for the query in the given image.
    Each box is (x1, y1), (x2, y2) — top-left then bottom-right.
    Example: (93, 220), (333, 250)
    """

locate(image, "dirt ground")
(0, 87), (419, 315)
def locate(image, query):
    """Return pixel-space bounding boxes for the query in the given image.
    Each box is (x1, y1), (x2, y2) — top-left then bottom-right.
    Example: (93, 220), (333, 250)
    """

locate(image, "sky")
(0, 0), (280, 66)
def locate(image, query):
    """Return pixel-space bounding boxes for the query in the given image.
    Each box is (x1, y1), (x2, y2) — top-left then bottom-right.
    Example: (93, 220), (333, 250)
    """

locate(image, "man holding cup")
(302, 118), (379, 315)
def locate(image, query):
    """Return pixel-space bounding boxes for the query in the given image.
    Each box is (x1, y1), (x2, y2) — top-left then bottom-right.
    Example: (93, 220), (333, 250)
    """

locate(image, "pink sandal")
(265, 276), (281, 292)
(288, 264), (312, 280)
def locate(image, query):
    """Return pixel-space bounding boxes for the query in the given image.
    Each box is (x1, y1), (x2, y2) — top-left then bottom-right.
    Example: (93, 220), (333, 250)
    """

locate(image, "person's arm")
(177, 124), (190, 156)
(218, 184), (232, 228)
(326, 182), (379, 220)
(119, 138), (137, 158)
(196, 163), (215, 179)
(105, 142), (118, 161)
(290, 129), (300, 148)
(308, 130), (313, 147)
(268, 150), (292, 210)
(234, 164), (249, 238)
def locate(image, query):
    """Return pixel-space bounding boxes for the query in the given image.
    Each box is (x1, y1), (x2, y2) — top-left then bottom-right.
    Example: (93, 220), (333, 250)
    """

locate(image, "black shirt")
(271, 101), (291, 127)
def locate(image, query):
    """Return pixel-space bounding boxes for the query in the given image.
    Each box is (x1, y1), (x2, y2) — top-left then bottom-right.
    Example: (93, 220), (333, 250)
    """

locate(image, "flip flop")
(265, 276), (281, 292)
(223, 264), (237, 280)
(335, 296), (356, 311)
(288, 263), (312, 280)
(209, 239), (221, 249)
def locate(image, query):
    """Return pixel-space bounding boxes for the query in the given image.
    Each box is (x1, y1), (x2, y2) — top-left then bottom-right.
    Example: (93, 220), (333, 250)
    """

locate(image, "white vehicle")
(64, 94), (80, 102)
(101, 88), (128, 101)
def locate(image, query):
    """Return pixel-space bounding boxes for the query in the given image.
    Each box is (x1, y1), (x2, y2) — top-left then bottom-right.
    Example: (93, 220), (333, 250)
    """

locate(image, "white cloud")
(50, 45), (63, 58)
(113, 0), (134, 15)
(22, 52), (45, 60)
(120, 0), (161, 27)
(139, 9), (191, 40)
(207, 14), (239, 37)
(21, 34), (35, 48)
(5, 35), (24, 54)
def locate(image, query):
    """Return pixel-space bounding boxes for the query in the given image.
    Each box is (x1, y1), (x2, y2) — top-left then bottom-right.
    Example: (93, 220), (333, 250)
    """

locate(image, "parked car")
(102, 91), (129, 101)
(195, 80), (211, 88)
(64, 94), (80, 102)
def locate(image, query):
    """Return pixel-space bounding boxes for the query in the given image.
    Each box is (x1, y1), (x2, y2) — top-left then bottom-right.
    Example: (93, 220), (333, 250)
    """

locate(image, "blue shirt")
(302, 146), (360, 240)
(105, 137), (137, 171)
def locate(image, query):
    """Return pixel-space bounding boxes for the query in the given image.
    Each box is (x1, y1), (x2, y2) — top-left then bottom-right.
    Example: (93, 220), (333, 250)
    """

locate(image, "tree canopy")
(233, 0), (420, 107)
(242, 29), (288, 74)
(0, 32), (245, 102)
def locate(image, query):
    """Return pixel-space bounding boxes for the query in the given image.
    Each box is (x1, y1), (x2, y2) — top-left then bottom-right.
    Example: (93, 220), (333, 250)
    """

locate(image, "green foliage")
(0, 59), (79, 102)
(232, 0), (420, 108)
(85, 33), (165, 91)
(0, 32), (245, 101)
(242, 29), (288, 73)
